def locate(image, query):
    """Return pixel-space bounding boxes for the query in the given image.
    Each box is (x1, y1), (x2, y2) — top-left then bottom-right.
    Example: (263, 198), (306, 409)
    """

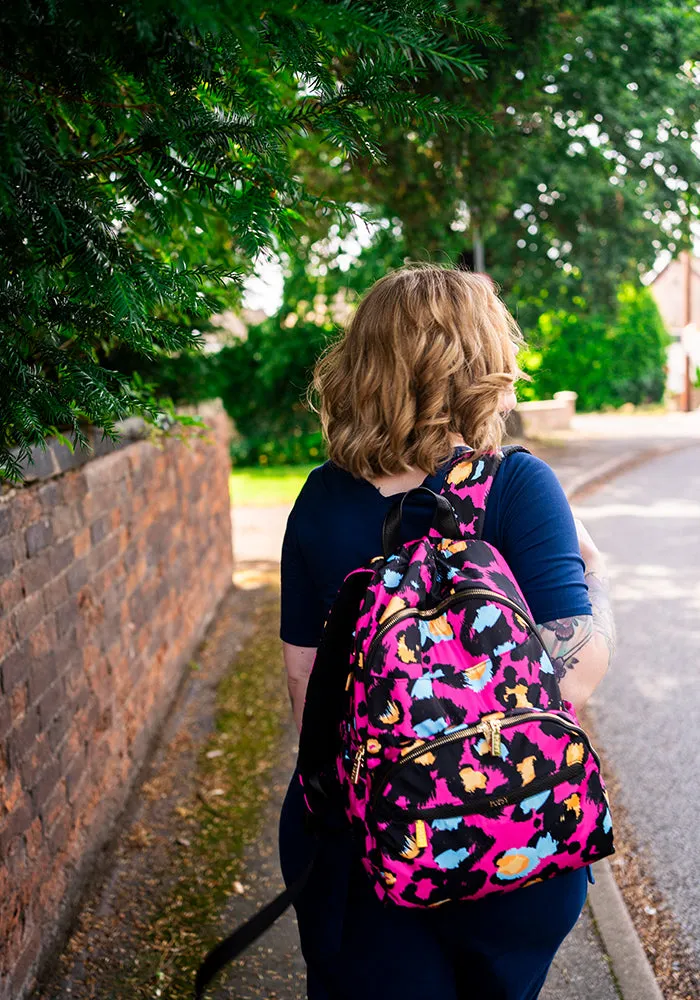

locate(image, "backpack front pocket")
(365, 711), (613, 906)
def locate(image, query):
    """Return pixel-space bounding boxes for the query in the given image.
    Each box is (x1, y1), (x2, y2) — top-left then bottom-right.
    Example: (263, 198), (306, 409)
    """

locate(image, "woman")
(279, 264), (615, 1000)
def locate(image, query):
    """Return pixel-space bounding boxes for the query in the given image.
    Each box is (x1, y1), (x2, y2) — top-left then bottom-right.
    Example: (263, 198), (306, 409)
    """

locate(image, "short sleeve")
(280, 503), (326, 646)
(488, 453), (592, 624)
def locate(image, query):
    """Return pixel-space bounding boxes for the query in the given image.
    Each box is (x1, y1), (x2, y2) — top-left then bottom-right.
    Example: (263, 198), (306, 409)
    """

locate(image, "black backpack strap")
(440, 444), (530, 541)
(194, 570), (372, 997)
(296, 568), (373, 800)
(194, 854), (316, 999)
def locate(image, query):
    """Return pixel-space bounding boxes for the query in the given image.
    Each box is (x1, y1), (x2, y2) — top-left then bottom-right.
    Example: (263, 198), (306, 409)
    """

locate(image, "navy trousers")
(279, 774), (588, 1000)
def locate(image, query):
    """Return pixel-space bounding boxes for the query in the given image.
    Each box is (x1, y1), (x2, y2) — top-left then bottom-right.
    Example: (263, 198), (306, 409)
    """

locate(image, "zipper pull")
(482, 718), (502, 756)
(351, 744), (366, 784)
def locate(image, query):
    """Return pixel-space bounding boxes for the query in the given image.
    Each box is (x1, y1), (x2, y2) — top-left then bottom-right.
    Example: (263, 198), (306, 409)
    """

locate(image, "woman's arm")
(282, 642), (318, 733)
(537, 519), (616, 713)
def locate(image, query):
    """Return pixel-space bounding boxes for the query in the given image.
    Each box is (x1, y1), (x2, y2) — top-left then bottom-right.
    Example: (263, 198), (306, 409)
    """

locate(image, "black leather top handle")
(382, 486), (460, 557)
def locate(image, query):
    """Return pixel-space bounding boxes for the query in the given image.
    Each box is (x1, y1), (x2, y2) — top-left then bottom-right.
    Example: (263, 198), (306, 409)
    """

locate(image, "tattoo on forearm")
(537, 615), (593, 681)
(537, 571), (616, 680)
(585, 569), (617, 660)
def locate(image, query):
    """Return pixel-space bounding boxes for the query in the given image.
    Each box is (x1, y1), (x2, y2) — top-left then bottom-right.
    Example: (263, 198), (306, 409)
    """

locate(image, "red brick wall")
(0, 407), (234, 1000)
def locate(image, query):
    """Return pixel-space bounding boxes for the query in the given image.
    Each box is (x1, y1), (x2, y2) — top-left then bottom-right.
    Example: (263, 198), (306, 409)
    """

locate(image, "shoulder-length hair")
(310, 263), (526, 480)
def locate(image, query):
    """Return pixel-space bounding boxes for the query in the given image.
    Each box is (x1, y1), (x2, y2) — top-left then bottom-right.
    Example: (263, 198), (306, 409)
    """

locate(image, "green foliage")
(519, 284), (670, 411)
(217, 312), (333, 466)
(286, 1), (700, 312)
(0, 0), (497, 481)
(227, 0), (698, 437)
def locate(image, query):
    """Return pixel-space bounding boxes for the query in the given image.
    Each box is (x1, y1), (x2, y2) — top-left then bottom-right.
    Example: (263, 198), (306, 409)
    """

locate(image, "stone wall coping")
(4, 399), (228, 489)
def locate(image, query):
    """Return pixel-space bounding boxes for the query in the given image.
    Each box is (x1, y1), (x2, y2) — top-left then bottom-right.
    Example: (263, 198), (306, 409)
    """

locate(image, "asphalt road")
(574, 444), (700, 966)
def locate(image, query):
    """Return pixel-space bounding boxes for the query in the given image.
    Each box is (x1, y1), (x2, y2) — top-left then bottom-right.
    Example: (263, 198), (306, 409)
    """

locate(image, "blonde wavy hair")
(310, 263), (527, 480)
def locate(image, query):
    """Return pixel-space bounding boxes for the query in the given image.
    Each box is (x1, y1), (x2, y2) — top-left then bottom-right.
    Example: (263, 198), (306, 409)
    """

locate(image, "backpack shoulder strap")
(440, 444), (530, 541)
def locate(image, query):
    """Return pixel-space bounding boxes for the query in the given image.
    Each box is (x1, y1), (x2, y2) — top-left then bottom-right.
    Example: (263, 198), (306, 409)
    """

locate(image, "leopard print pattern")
(335, 450), (614, 907)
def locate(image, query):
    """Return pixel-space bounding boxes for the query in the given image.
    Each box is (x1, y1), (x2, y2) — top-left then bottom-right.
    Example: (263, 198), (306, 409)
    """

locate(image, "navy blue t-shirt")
(280, 449), (591, 646)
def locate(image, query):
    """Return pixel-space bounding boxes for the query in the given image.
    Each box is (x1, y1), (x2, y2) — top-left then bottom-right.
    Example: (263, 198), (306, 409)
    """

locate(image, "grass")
(229, 463), (317, 507)
(144, 592), (289, 998)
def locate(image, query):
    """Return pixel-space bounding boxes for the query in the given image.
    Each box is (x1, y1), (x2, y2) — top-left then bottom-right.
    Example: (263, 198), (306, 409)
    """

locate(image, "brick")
(46, 705), (72, 754)
(0, 501), (12, 539)
(84, 450), (130, 490)
(30, 756), (62, 814)
(76, 588), (104, 632)
(55, 619), (77, 654)
(1, 769), (24, 821)
(51, 503), (79, 541)
(64, 753), (87, 805)
(88, 532), (119, 575)
(109, 506), (122, 532)
(76, 693), (100, 736)
(37, 853), (67, 913)
(36, 480), (60, 514)
(48, 536), (74, 576)
(10, 680), (28, 719)
(89, 513), (111, 546)
(0, 537), (14, 577)
(41, 780), (67, 831)
(57, 723), (83, 768)
(10, 490), (42, 533)
(25, 518), (53, 557)
(27, 651), (58, 706)
(18, 730), (48, 788)
(0, 642), (28, 696)
(82, 486), (114, 521)
(11, 590), (46, 639)
(26, 614), (57, 659)
(63, 658), (87, 702)
(0, 569), (24, 618)
(7, 706), (40, 768)
(61, 471), (88, 506)
(18, 547), (52, 595)
(0, 693), (11, 740)
(37, 679), (64, 731)
(42, 570), (70, 614)
(0, 794), (34, 856)
(46, 805), (72, 856)
(66, 555), (89, 594)
(73, 526), (91, 560)
(53, 594), (79, 644)
(24, 815), (43, 860)
(0, 615), (18, 661)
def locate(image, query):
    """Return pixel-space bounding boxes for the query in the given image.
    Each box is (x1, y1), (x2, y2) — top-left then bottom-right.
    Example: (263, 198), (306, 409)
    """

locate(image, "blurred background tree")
(216, 0), (699, 462)
(0, 0), (497, 481)
(3, 1), (698, 477)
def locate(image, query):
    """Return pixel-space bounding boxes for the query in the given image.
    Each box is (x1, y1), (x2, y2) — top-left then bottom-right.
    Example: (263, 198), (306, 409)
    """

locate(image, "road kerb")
(565, 440), (697, 503)
(588, 861), (665, 1000)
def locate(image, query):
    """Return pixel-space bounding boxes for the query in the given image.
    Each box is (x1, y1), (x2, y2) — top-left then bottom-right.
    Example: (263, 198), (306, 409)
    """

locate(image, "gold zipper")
(364, 588), (538, 682)
(354, 716), (500, 786)
(397, 711), (595, 767)
(350, 743), (366, 783)
(362, 711), (600, 798)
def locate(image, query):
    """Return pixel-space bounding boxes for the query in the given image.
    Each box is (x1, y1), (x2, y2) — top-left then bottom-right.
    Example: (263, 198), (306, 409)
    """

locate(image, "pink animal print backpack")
(299, 446), (614, 908)
(195, 446), (614, 997)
